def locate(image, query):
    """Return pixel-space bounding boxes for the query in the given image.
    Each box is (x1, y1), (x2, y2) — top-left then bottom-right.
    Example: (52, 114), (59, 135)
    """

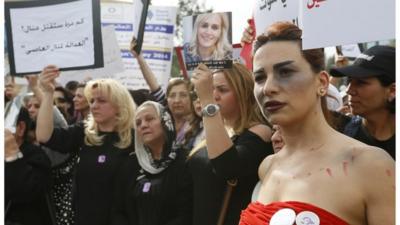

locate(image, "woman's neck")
(174, 116), (186, 133)
(98, 121), (116, 132)
(198, 46), (215, 60)
(279, 108), (333, 153)
(362, 111), (395, 140)
(147, 140), (164, 160)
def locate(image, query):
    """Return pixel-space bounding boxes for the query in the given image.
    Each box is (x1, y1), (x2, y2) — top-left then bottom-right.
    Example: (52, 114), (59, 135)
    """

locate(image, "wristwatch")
(201, 104), (220, 117)
(5, 151), (23, 162)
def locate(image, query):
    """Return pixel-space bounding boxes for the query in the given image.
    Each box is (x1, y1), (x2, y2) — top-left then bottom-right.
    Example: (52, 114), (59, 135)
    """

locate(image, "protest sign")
(176, 43), (242, 78)
(301, 0), (395, 49)
(57, 26), (125, 86)
(101, 0), (149, 53)
(105, 5), (177, 90)
(253, 0), (299, 37)
(182, 12), (233, 71)
(5, 0), (103, 75)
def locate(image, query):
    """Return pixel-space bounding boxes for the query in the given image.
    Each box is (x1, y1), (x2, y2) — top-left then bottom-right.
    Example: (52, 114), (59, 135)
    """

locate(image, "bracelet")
(5, 151), (23, 162)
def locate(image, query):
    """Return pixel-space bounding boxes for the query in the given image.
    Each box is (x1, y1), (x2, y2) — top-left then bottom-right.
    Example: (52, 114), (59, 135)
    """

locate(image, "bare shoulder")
(338, 136), (395, 188)
(249, 124), (272, 142)
(350, 144), (395, 174)
(258, 154), (275, 181)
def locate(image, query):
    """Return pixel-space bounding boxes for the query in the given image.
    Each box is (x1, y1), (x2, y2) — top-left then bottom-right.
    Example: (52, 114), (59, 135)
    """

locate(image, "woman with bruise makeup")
(239, 22), (394, 225)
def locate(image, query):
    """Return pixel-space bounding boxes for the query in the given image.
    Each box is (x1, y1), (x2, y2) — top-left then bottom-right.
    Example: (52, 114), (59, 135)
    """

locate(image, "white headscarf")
(135, 101), (177, 174)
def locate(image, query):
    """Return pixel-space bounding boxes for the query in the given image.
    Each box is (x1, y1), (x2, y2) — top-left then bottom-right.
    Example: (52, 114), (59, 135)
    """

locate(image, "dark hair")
(65, 80), (79, 93)
(376, 75), (395, 114)
(17, 107), (32, 140)
(253, 22), (334, 128)
(129, 89), (155, 106)
(254, 22), (325, 73)
(55, 86), (75, 123)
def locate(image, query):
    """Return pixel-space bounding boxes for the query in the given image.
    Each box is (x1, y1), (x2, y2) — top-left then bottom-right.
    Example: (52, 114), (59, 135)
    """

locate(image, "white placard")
(57, 26), (124, 85)
(341, 44), (361, 58)
(301, 0), (395, 49)
(7, 0), (101, 74)
(108, 5), (177, 90)
(254, 0), (299, 36)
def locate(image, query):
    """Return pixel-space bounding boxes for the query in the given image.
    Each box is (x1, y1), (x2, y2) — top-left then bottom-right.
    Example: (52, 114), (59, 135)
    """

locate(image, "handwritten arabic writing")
(21, 18), (85, 34)
(22, 37), (89, 55)
(307, 0), (326, 9)
(259, 0), (287, 10)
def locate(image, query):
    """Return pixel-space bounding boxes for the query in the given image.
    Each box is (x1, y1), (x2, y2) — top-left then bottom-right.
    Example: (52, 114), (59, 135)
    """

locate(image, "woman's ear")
(387, 82), (395, 102)
(318, 71), (330, 90)
(316, 71), (330, 96)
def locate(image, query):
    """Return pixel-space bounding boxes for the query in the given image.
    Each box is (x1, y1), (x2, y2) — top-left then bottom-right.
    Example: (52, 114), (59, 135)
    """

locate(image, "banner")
(5, 0), (103, 75)
(110, 5), (177, 90)
(253, 0), (299, 37)
(301, 0), (395, 49)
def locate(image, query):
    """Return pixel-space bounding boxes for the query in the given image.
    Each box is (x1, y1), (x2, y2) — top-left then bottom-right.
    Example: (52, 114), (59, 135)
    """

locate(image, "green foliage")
(175, 0), (213, 45)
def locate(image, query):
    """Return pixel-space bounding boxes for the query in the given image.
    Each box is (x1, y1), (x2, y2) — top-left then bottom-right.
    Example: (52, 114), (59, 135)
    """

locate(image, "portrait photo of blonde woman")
(183, 12), (233, 70)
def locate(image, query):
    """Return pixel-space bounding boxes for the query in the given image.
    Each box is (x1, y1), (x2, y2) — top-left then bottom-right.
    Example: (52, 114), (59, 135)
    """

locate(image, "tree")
(175, 0), (213, 45)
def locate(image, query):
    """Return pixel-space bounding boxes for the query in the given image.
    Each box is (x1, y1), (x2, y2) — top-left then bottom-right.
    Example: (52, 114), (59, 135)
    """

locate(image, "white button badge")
(270, 208), (296, 225)
(295, 211), (320, 225)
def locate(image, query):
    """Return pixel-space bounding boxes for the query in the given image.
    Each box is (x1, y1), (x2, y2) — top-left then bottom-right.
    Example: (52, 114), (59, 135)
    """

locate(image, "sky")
(150, 0), (254, 44)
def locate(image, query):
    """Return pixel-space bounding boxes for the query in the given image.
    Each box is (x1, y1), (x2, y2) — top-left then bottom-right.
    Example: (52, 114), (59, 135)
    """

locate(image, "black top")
(42, 123), (134, 225)
(353, 124), (395, 159)
(111, 149), (192, 225)
(5, 142), (53, 225)
(341, 116), (395, 159)
(188, 129), (273, 225)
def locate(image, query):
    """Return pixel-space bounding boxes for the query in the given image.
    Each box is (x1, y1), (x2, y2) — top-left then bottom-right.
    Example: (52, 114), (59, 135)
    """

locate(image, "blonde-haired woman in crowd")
(188, 62), (274, 225)
(36, 65), (136, 225)
(184, 12), (233, 63)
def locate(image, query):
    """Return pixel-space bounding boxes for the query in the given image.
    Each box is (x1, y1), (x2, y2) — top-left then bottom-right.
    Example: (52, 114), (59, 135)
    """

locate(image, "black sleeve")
(165, 157), (193, 225)
(210, 130), (273, 180)
(40, 122), (85, 154)
(110, 156), (139, 225)
(5, 145), (51, 203)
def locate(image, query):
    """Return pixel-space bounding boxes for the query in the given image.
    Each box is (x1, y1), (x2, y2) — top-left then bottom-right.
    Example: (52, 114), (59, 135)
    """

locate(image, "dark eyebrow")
(253, 60), (294, 74)
(253, 68), (264, 74)
(273, 60), (294, 70)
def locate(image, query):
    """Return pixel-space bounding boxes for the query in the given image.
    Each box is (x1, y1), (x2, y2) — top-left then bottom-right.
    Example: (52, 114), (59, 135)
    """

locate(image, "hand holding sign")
(39, 65), (60, 93)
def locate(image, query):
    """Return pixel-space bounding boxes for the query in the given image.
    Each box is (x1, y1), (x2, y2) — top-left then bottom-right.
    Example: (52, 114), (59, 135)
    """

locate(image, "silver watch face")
(203, 104), (219, 117)
(206, 105), (217, 114)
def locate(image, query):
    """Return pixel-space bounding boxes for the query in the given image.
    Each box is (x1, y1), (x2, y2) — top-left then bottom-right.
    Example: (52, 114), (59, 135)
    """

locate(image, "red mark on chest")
(342, 161), (348, 176)
(386, 169), (392, 177)
(326, 168), (333, 178)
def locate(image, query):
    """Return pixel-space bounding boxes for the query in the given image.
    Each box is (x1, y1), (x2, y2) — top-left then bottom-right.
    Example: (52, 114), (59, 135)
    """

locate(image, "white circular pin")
(269, 208), (296, 225)
(295, 211), (320, 225)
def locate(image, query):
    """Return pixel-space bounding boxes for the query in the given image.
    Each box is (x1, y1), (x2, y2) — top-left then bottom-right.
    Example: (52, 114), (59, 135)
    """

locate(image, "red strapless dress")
(239, 201), (349, 225)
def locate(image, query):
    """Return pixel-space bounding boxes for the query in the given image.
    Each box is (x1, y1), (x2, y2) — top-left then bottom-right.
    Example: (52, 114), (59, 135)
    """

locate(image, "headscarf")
(135, 101), (178, 174)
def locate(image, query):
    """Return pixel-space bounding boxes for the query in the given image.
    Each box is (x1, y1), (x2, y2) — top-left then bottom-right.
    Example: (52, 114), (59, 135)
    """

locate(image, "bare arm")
(130, 37), (160, 92)
(191, 64), (232, 159)
(36, 65), (60, 143)
(357, 147), (395, 225)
